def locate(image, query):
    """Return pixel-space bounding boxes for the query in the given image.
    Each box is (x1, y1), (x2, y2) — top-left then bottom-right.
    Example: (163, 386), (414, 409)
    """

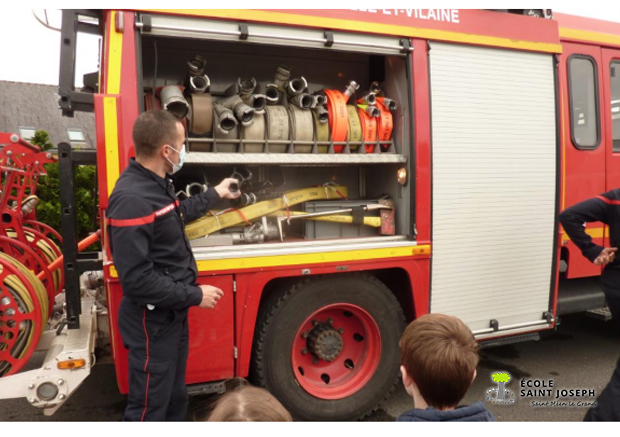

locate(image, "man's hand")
(198, 285), (224, 309)
(215, 178), (242, 200)
(594, 247), (618, 266)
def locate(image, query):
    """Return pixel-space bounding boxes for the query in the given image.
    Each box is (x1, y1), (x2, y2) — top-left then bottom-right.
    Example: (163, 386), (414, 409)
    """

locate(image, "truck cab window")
(612, 62), (620, 153)
(569, 56), (600, 149)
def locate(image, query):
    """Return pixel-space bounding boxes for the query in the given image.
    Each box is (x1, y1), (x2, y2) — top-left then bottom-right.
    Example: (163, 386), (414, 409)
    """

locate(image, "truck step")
(585, 307), (613, 322)
(478, 332), (540, 349)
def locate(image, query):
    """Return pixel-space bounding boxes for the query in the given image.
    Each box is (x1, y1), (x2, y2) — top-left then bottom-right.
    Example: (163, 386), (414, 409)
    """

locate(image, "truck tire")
(250, 274), (406, 421)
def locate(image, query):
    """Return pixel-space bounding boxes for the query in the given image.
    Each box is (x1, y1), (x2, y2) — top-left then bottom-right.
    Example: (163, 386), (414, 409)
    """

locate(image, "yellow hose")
(0, 254), (48, 376)
(7, 230), (61, 292)
(185, 185), (349, 240)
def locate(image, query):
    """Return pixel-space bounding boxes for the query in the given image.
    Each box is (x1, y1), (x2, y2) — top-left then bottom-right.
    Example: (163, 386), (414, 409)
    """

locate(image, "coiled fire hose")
(324, 89), (348, 149)
(0, 252), (48, 377)
(7, 230), (62, 294)
(0, 231), (101, 377)
(357, 108), (378, 152)
(185, 185), (349, 240)
(265, 106), (291, 144)
(188, 93), (213, 136)
(375, 100), (394, 143)
(288, 105), (314, 142)
(242, 112), (266, 152)
(346, 105), (363, 149)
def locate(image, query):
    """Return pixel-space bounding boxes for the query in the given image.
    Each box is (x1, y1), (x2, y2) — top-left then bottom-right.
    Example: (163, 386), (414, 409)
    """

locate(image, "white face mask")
(166, 143), (186, 175)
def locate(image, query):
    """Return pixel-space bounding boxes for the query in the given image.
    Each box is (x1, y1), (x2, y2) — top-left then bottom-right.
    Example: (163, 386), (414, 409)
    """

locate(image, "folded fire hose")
(185, 185), (349, 240)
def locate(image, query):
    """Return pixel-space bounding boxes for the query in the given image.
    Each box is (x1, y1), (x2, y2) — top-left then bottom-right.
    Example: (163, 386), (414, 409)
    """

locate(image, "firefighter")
(559, 192), (620, 421)
(107, 109), (240, 421)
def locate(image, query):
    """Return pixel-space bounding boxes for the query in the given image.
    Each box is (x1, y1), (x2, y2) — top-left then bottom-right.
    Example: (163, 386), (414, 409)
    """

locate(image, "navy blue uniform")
(396, 402), (495, 422)
(559, 189), (620, 421)
(107, 158), (220, 421)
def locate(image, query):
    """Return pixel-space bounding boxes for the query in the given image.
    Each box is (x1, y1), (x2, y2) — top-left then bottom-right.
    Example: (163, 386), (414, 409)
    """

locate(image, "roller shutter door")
(429, 42), (557, 335)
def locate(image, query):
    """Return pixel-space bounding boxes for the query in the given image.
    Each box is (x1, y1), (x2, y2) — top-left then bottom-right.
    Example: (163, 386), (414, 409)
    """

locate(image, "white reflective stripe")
(429, 42), (557, 333)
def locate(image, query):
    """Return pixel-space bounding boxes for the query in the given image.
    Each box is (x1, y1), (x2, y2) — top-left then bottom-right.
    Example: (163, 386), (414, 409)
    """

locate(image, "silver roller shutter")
(429, 42), (557, 336)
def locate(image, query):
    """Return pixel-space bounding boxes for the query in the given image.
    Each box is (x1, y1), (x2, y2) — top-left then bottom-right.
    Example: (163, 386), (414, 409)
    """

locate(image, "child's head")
(207, 383), (293, 422)
(400, 313), (479, 410)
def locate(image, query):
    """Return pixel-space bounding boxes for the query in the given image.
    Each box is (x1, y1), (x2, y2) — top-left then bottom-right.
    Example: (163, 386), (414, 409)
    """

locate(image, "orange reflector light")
(57, 359), (86, 370)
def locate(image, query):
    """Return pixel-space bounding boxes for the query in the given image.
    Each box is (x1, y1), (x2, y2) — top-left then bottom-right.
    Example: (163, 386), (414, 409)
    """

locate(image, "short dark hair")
(132, 110), (181, 158)
(400, 314), (479, 410)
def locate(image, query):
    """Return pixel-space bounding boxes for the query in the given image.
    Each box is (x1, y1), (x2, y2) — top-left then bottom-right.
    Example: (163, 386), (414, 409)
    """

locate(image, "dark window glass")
(569, 57), (600, 149)
(611, 62), (620, 152)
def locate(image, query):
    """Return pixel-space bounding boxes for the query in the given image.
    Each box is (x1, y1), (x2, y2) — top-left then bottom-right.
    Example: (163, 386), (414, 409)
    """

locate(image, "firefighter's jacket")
(559, 189), (620, 296)
(107, 158), (220, 311)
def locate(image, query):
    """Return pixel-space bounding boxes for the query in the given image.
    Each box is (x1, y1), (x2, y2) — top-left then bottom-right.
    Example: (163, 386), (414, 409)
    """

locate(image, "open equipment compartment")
(137, 12), (414, 246)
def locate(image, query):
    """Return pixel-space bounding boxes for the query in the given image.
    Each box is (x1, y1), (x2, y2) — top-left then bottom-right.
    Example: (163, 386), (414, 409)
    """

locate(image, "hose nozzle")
(379, 97), (397, 111)
(221, 95), (255, 126)
(313, 105), (329, 123)
(237, 77), (258, 95)
(213, 103), (239, 133)
(359, 92), (377, 106)
(161, 86), (190, 119)
(21, 195), (39, 216)
(313, 94), (327, 107)
(189, 75), (210, 93)
(343, 80), (360, 98)
(242, 94), (267, 113)
(369, 81), (381, 94)
(187, 55), (207, 76)
(290, 93), (314, 109)
(274, 64), (292, 90)
(286, 77), (308, 96)
(265, 84), (280, 105)
(358, 104), (381, 117)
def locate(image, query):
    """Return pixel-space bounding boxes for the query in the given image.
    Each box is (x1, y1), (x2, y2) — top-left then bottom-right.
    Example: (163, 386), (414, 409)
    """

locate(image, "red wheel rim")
(291, 303), (381, 400)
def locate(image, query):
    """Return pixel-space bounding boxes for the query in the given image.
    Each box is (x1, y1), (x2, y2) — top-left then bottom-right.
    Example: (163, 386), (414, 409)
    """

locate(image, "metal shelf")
(186, 138), (407, 166)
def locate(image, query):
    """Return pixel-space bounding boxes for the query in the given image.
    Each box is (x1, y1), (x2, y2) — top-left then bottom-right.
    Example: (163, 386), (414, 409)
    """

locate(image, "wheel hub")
(307, 324), (344, 362)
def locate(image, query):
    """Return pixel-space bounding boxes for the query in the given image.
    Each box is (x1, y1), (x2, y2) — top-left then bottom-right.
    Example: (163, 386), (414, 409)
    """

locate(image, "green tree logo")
(492, 372), (511, 400)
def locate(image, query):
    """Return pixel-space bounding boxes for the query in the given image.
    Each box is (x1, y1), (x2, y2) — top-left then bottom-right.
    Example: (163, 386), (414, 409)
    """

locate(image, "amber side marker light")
(57, 359), (86, 370)
(397, 167), (408, 186)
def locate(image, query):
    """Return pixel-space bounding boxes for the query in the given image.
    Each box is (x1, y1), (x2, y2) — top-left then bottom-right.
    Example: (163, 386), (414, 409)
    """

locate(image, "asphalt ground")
(1, 312), (618, 422)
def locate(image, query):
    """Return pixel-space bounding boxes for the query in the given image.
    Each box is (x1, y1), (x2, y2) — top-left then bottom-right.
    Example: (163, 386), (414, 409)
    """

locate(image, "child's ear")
(471, 369), (477, 385)
(400, 365), (412, 388)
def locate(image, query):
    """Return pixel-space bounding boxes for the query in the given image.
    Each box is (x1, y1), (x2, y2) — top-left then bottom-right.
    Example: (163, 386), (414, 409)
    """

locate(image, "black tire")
(250, 273), (406, 421)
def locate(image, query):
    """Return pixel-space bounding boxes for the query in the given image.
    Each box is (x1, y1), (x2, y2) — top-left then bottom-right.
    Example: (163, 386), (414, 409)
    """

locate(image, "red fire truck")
(1, 9), (619, 420)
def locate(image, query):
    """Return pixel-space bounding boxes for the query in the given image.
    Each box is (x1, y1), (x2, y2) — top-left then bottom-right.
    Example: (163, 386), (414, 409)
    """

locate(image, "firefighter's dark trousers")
(584, 294), (620, 421)
(118, 298), (190, 421)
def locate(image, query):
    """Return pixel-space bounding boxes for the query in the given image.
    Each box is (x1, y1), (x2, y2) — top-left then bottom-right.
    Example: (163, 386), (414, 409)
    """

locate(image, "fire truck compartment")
(138, 17), (413, 246)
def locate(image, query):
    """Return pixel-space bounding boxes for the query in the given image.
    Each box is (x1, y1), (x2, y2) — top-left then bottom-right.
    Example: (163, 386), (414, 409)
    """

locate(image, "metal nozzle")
(370, 81), (381, 94)
(237, 77), (257, 95)
(313, 105), (329, 123)
(213, 103), (238, 133)
(160, 86), (190, 119)
(187, 55), (207, 76)
(343, 80), (360, 98)
(265, 84), (280, 105)
(365, 105), (381, 117)
(221, 95), (255, 126)
(21, 196), (39, 216)
(189, 75), (210, 93)
(381, 98), (397, 111)
(359, 92), (377, 106)
(290, 93), (314, 109)
(242, 94), (267, 113)
(313, 94), (327, 107)
(286, 77), (308, 96)
(274, 64), (292, 90)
